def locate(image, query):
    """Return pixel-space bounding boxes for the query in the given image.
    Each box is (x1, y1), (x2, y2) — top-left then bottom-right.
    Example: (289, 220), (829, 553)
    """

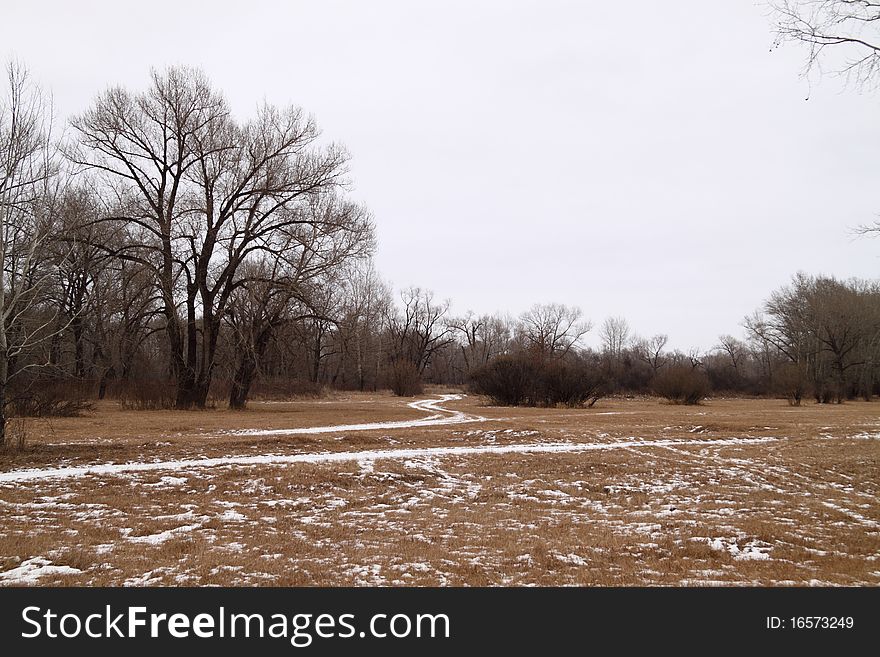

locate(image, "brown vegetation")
(1, 393), (877, 586)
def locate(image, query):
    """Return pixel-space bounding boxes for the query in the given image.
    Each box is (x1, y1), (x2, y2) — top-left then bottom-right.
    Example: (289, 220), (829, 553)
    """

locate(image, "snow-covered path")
(227, 393), (486, 436)
(0, 437), (778, 484)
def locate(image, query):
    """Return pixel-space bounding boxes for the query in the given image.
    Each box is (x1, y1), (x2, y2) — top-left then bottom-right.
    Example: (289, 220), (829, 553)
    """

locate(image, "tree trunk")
(49, 330), (62, 370)
(311, 330), (322, 384)
(229, 354), (257, 410)
(0, 371), (6, 448)
(72, 315), (85, 378)
(175, 367), (199, 409)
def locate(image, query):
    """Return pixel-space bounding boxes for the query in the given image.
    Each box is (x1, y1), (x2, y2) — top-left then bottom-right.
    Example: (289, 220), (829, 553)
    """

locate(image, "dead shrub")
(540, 357), (604, 408)
(652, 365), (709, 405)
(469, 353), (539, 406)
(774, 362), (807, 406)
(113, 379), (176, 410)
(470, 351), (604, 408)
(8, 380), (94, 417)
(386, 360), (423, 397)
(241, 377), (324, 400)
(0, 417), (27, 452)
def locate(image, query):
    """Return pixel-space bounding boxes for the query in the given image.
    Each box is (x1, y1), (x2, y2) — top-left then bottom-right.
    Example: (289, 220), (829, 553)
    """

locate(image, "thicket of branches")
(2, 58), (879, 450)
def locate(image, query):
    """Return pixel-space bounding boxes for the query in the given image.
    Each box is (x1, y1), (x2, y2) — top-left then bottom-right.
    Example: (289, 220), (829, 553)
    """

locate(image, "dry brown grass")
(0, 391), (878, 586)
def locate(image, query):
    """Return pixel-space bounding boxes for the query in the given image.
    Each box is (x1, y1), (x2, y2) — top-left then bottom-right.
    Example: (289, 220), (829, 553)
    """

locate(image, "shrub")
(774, 362), (807, 406)
(216, 376), (324, 401)
(0, 417), (27, 452)
(652, 365), (709, 405)
(386, 360), (423, 397)
(540, 358), (604, 408)
(8, 380), (94, 417)
(114, 379), (176, 410)
(470, 354), (539, 406)
(470, 352), (604, 408)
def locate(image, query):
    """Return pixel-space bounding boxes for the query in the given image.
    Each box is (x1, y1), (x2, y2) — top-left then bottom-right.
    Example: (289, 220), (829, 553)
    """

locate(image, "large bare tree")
(69, 66), (350, 408)
(0, 61), (63, 444)
(746, 273), (880, 402)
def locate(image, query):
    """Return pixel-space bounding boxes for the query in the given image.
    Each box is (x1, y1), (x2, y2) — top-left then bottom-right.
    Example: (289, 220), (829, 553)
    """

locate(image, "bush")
(0, 418), (28, 452)
(539, 358), (604, 408)
(386, 360), (423, 397)
(652, 365), (709, 405)
(470, 352), (604, 408)
(469, 354), (539, 406)
(114, 379), (176, 410)
(8, 380), (94, 417)
(215, 376), (324, 401)
(774, 362), (807, 406)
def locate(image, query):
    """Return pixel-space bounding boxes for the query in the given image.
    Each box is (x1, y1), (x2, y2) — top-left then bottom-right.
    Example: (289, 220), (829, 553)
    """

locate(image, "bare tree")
(599, 316), (630, 359)
(0, 61), (64, 444)
(70, 67), (350, 408)
(336, 260), (391, 391)
(386, 287), (454, 375)
(769, 3), (880, 236)
(48, 186), (114, 379)
(518, 303), (590, 359)
(746, 273), (880, 402)
(225, 193), (373, 408)
(91, 255), (159, 397)
(686, 347), (704, 370)
(715, 334), (748, 375)
(449, 311), (511, 375)
(769, 1), (880, 87)
(225, 262), (314, 409)
(633, 334), (669, 376)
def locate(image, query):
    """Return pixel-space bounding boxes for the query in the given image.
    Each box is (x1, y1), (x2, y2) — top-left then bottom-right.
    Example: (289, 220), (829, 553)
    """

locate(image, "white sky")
(3, 0), (878, 352)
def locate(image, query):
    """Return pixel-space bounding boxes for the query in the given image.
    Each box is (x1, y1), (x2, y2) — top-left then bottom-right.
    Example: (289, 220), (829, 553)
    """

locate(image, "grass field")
(1, 390), (878, 586)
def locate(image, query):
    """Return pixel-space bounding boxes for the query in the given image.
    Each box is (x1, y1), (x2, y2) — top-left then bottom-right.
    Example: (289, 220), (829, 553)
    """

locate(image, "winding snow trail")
(227, 393), (485, 436)
(0, 394), (783, 484)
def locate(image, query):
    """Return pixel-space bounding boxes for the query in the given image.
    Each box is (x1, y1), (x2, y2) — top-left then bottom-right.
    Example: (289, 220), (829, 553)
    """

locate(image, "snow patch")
(126, 524), (201, 545)
(0, 437), (780, 483)
(224, 394), (485, 437)
(0, 557), (81, 585)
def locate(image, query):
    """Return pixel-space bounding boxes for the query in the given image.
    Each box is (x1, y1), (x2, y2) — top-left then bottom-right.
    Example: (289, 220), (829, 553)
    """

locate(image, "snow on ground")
(0, 436), (779, 484)
(0, 557), (81, 585)
(700, 537), (773, 561)
(1, 440), (878, 586)
(224, 394), (485, 437)
(1, 395), (877, 586)
(124, 523), (203, 545)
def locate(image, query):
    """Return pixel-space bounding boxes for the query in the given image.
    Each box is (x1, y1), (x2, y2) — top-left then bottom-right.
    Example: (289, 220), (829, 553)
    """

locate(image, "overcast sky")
(3, 0), (878, 351)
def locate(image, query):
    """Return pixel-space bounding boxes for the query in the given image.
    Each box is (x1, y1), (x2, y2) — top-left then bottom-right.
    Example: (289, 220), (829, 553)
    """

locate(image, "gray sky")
(3, 0), (878, 351)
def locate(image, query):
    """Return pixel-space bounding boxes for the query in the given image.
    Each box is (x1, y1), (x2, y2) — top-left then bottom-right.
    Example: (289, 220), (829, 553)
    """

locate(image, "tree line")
(2, 60), (878, 447)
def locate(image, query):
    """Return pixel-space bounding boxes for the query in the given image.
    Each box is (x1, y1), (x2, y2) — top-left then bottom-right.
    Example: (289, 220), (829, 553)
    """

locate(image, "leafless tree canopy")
(518, 303), (590, 359)
(769, 0), (880, 86)
(768, 3), (880, 235)
(68, 66), (360, 408)
(0, 61), (65, 444)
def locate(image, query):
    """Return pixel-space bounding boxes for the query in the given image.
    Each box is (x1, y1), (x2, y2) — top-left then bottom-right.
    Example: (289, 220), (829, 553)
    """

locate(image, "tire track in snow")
(0, 437), (779, 484)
